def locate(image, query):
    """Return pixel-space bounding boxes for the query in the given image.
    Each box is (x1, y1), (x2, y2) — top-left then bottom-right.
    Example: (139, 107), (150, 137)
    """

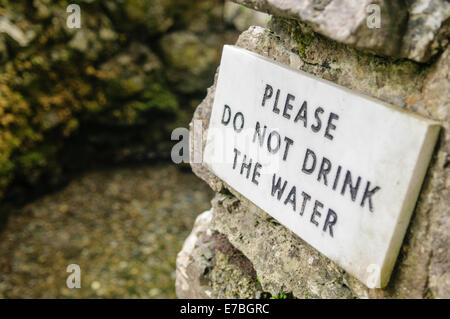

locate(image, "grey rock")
(187, 23), (449, 298)
(230, 0), (407, 59)
(176, 210), (215, 299)
(176, 210), (265, 299)
(210, 194), (356, 298)
(100, 42), (163, 97)
(401, 0), (450, 62)
(224, 1), (269, 31)
(230, 0), (450, 62)
(160, 31), (220, 94)
(124, 0), (174, 35)
(0, 15), (35, 47)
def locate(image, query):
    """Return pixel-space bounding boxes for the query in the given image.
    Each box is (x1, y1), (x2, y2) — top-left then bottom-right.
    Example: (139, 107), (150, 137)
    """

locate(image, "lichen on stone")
(181, 15), (449, 298)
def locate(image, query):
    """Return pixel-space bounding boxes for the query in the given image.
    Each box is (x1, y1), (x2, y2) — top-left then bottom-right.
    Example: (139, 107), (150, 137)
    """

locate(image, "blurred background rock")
(0, 0), (266, 297)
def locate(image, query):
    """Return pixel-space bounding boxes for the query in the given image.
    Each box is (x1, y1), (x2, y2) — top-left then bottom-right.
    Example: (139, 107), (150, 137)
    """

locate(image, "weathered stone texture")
(224, 1), (269, 32)
(176, 210), (265, 299)
(179, 17), (449, 298)
(230, 0), (450, 63)
(402, 0), (450, 62)
(0, 0), (235, 202)
(210, 194), (356, 298)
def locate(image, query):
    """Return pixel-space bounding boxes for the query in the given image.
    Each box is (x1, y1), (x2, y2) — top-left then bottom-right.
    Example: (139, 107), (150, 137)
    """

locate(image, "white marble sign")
(203, 45), (440, 288)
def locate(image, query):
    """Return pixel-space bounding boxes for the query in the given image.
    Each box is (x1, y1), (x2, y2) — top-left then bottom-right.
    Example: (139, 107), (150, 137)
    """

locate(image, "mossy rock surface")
(0, 0), (235, 202)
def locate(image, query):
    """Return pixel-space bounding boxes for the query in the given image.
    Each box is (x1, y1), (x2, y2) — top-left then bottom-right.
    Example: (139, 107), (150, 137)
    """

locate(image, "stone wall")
(177, 1), (449, 299)
(0, 0), (236, 202)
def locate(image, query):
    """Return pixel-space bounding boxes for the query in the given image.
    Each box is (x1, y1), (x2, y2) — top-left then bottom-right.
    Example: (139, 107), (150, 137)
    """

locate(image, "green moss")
(17, 151), (47, 169)
(294, 32), (315, 59)
(141, 83), (179, 112)
(270, 292), (288, 299)
(0, 0), (224, 201)
(424, 289), (435, 299)
(269, 17), (317, 59)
